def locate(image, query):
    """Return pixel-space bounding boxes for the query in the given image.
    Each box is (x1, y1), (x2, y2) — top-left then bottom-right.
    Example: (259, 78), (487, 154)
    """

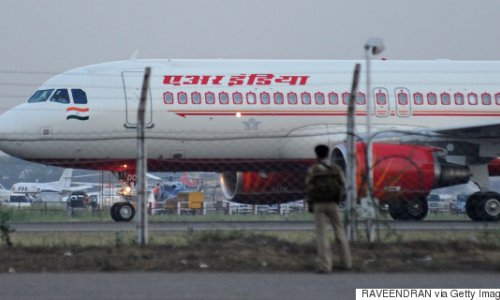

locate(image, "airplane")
(0, 59), (499, 223)
(10, 169), (92, 194)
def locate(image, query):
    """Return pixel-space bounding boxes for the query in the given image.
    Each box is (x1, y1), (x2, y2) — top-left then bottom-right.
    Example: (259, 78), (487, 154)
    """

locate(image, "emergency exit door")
(122, 71), (154, 128)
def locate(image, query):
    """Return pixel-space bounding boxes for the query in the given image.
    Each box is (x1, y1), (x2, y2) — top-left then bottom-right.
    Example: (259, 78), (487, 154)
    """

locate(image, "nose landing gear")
(110, 202), (136, 222)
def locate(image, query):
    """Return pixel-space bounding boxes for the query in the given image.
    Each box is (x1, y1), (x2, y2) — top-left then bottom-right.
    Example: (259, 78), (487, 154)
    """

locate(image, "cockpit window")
(50, 89), (70, 104)
(28, 89), (54, 103)
(71, 89), (88, 104)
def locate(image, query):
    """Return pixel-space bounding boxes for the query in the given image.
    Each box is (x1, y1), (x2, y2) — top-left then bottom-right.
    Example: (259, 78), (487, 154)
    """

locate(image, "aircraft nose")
(0, 104), (38, 155)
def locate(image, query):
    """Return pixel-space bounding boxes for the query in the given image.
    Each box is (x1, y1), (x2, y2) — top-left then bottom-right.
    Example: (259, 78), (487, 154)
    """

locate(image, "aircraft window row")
(163, 90), (500, 106)
(27, 89), (88, 104)
(163, 91), (367, 106)
(413, 92), (500, 106)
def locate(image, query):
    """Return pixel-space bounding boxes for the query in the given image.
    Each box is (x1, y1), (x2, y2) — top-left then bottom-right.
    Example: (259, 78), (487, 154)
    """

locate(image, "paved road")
(0, 272), (497, 300)
(11, 220), (500, 232)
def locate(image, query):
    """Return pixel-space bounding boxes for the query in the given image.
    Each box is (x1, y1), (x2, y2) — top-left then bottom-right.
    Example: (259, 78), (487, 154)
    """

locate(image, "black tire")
(389, 201), (409, 220)
(466, 192), (482, 221)
(406, 197), (429, 220)
(477, 192), (500, 222)
(110, 202), (122, 222)
(117, 202), (135, 222)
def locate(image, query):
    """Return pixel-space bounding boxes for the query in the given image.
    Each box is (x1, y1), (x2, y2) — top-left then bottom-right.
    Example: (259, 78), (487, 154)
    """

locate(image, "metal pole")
(136, 67), (151, 246)
(364, 38), (385, 242)
(345, 63), (361, 241)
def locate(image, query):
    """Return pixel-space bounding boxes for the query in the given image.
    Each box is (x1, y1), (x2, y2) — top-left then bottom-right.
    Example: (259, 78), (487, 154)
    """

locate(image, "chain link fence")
(0, 69), (499, 223)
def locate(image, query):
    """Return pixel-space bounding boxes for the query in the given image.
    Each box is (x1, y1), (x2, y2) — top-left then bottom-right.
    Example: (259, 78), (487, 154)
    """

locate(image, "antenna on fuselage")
(130, 50), (140, 61)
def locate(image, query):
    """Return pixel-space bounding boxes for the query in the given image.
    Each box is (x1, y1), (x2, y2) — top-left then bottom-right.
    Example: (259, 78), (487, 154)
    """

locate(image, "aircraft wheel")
(117, 202), (135, 222)
(406, 197), (429, 220)
(466, 192), (482, 221)
(477, 192), (500, 222)
(110, 202), (122, 222)
(388, 201), (409, 220)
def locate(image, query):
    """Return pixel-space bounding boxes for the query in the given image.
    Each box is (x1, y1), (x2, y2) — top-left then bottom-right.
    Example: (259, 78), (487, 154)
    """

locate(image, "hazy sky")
(1, 0), (500, 111)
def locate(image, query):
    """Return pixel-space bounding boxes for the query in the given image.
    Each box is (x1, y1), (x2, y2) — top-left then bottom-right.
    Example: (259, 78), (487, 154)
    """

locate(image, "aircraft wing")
(65, 184), (94, 192)
(434, 122), (500, 139)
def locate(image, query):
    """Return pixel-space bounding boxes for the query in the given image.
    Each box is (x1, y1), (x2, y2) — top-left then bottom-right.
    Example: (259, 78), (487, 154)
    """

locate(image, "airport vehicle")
(0, 59), (499, 222)
(3, 193), (33, 208)
(10, 169), (92, 194)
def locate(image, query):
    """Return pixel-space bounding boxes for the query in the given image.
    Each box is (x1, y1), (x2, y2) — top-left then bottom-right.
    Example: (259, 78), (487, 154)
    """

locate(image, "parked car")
(427, 194), (447, 213)
(3, 193), (33, 208)
(451, 194), (467, 214)
(67, 191), (90, 209)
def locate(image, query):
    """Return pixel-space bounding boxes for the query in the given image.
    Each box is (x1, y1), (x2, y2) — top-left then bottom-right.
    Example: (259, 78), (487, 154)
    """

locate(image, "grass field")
(1, 206), (498, 273)
(1, 206), (472, 223)
(1, 229), (499, 273)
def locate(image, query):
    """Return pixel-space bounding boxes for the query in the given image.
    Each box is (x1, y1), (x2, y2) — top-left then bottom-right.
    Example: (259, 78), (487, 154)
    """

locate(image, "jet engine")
(332, 143), (471, 220)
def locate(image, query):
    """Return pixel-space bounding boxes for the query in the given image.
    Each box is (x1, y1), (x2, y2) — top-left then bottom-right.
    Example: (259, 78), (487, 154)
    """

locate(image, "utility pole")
(345, 63), (361, 241)
(136, 67), (151, 246)
(364, 38), (385, 242)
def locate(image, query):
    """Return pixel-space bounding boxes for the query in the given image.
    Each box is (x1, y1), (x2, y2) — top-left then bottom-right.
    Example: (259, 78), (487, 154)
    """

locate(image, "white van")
(4, 193), (32, 207)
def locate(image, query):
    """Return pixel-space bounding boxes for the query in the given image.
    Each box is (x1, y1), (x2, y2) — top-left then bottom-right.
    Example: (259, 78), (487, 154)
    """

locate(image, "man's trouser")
(313, 202), (352, 271)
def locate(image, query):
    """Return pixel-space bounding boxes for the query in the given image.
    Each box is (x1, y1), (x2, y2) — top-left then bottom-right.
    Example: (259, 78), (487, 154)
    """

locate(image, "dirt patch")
(0, 233), (499, 273)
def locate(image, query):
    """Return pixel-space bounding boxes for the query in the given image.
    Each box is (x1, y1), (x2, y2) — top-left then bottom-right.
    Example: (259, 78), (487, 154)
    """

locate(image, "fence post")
(136, 66), (151, 246)
(345, 63), (361, 241)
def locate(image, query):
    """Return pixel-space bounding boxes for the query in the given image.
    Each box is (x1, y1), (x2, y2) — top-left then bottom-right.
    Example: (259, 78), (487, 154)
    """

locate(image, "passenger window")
(427, 93), (437, 105)
(192, 92), (201, 104)
(260, 92), (270, 105)
(357, 93), (366, 105)
(164, 92), (174, 104)
(28, 89), (54, 103)
(273, 92), (284, 105)
(454, 93), (464, 105)
(233, 92), (243, 104)
(342, 93), (350, 105)
(219, 92), (229, 104)
(328, 92), (338, 105)
(314, 92), (325, 105)
(440, 93), (451, 105)
(468, 93), (478, 105)
(71, 89), (88, 104)
(246, 92), (256, 104)
(285, 92), (295, 104)
(495, 93), (500, 105)
(49, 89), (70, 104)
(301, 92), (311, 105)
(178, 92), (187, 104)
(413, 93), (423, 105)
(377, 92), (387, 105)
(481, 93), (492, 105)
(206, 92), (215, 104)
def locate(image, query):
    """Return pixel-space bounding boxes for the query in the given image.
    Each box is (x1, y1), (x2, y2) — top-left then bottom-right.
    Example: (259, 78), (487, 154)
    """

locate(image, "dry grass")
(0, 230), (499, 273)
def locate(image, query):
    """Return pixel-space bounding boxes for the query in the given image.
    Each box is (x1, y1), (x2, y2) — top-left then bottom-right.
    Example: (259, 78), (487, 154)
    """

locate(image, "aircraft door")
(373, 87), (390, 117)
(395, 87), (412, 117)
(122, 71), (154, 128)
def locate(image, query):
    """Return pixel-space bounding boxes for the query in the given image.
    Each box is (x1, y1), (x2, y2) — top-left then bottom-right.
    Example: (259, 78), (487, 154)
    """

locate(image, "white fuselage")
(0, 59), (499, 171)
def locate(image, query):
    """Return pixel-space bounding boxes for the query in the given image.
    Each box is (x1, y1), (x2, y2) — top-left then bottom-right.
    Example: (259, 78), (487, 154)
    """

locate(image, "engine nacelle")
(219, 171), (306, 204)
(332, 143), (470, 203)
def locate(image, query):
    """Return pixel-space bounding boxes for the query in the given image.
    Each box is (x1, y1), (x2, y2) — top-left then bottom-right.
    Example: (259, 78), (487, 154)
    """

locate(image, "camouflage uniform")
(306, 159), (352, 272)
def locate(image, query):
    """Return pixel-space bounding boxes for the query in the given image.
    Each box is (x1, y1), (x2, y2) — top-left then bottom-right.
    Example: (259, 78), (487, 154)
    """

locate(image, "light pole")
(364, 38), (384, 242)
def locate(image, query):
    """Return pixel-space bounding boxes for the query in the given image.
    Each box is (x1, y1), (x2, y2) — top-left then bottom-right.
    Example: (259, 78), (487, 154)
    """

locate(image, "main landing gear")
(389, 197), (429, 221)
(466, 191), (500, 221)
(110, 202), (135, 222)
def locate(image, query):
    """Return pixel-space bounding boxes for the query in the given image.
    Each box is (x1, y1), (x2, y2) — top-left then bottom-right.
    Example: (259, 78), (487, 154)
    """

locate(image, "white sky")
(1, 0), (500, 111)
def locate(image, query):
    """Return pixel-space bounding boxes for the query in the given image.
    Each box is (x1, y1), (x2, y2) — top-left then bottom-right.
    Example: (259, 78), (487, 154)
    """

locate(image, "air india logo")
(66, 107), (90, 121)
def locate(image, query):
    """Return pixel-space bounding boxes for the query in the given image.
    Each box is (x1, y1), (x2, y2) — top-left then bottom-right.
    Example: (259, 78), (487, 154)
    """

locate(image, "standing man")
(306, 144), (352, 273)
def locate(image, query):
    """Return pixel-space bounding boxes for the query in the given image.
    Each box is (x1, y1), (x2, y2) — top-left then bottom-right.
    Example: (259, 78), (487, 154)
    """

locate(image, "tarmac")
(0, 272), (497, 300)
